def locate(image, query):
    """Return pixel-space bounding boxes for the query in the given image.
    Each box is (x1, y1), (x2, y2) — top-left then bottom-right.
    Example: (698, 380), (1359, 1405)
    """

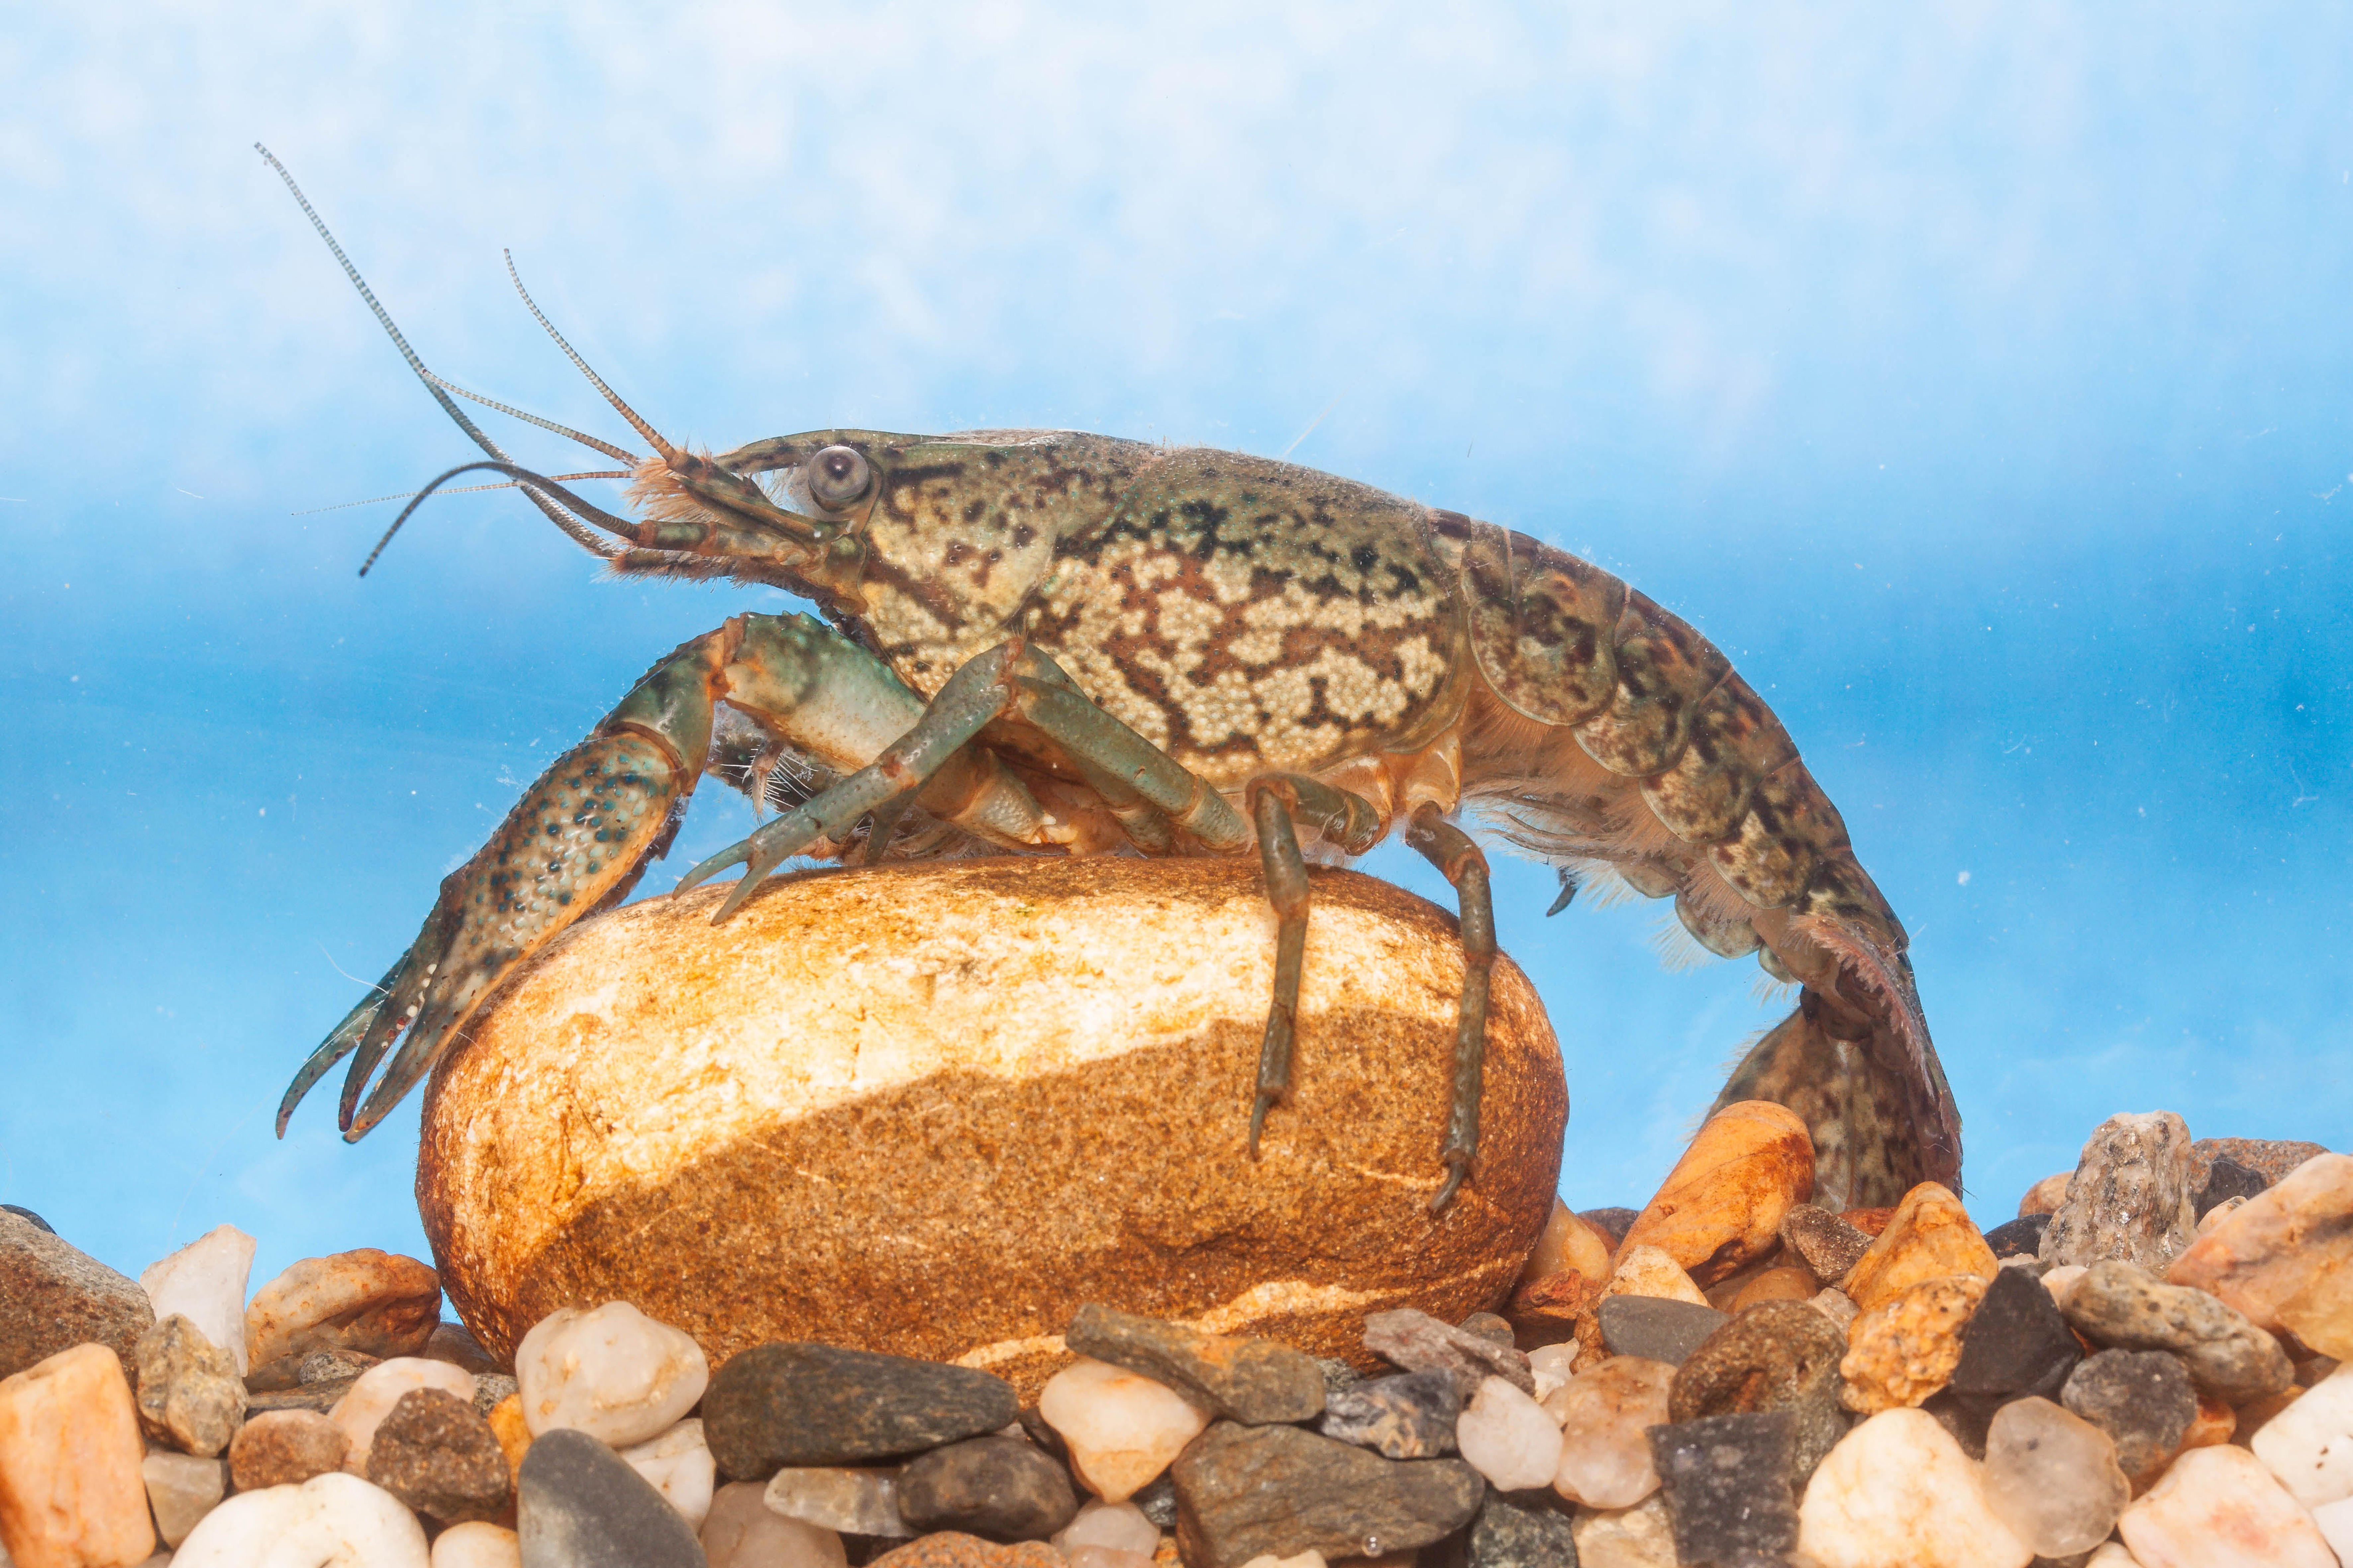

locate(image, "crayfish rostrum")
(265, 147), (1960, 1213)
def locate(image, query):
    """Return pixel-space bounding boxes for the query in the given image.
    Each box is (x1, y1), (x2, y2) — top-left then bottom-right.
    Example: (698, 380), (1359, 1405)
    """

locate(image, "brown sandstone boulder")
(417, 859), (1566, 1397)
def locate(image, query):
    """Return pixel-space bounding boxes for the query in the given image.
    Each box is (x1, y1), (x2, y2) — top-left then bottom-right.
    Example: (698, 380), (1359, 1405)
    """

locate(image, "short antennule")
(504, 250), (679, 463)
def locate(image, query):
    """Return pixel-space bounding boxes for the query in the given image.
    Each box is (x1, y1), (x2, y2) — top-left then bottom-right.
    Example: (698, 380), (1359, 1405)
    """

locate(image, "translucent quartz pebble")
(762, 1466), (913, 1536)
(138, 1225), (257, 1377)
(708, 1480), (849, 1568)
(1052, 1498), (1160, 1558)
(1980, 1396), (2129, 1557)
(1038, 1356), (1211, 1502)
(1454, 1375), (1562, 1492)
(514, 1301), (709, 1448)
(1545, 1355), (1675, 1509)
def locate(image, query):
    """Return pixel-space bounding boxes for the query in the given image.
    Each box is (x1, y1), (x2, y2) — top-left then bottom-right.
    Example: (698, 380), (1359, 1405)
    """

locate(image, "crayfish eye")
(806, 445), (873, 510)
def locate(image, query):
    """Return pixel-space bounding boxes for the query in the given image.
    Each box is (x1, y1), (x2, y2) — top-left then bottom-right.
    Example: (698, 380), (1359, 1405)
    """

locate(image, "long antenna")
(256, 144), (623, 562)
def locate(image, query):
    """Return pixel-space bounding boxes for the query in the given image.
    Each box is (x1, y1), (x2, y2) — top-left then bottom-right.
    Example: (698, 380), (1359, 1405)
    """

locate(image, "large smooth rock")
(417, 861), (1566, 1392)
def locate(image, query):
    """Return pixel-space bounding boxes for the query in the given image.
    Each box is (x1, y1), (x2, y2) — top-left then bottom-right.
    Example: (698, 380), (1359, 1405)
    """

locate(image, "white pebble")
(139, 1224), (257, 1376)
(515, 1301), (709, 1447)
(330, 1356), (476, 1475)
(620, 1417), (716, 1531)
(707, 1480), (849, 1568)
(2119, 1445), (2337, 1568)
(433, 1520), (522, 1568)
(1068, 1551), (1157, 1568)
(173, 1471), (429, 1567)
(1456, 1375), (1563, 1492)
(1796, 1408), (2032, 1568)
(1235, 1554), (1326, 1568)
(1038, 1356), (1210, 1502)
(1053, 1498), (1159, 1557)
(1527, 1343), (1578, 1405)
(2251, 1361), (2353, 1509)
(2311, 1494), (2353, 1563)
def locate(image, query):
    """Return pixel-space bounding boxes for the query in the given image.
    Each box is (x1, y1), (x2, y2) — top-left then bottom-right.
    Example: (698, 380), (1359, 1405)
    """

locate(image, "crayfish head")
(615, 430), (904, 613)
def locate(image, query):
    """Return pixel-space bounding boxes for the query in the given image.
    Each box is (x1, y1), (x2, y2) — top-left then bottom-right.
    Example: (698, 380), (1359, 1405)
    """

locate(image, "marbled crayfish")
(266, 148), (1961, 1213)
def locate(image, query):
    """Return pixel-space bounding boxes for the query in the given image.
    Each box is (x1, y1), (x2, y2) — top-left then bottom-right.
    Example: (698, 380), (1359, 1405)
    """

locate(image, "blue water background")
(3, 4), (2347, 1288)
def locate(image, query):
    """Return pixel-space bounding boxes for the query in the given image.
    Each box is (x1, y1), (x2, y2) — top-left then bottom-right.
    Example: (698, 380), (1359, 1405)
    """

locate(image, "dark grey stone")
(1596, 1295), (1729, 1368)
(2195, 1155), (2269, 1219)
(1648, 1411), (1799, 1568)
(1983, 1213), (2053, 1259)
(0, 1204), (51, 1234)
(1132, 1471), (1178, 1530)
(519, 1427), (707, 1568)
(702, 1343), (1019, 1478)
(1173, 1421), (1483, 1568)
(1577, 1209), (1640, 1250)
(897, 1435), (1077, 1541)
(1467, 1490), (1578, 1568)
(1320, 1369), (1462, 1459)
(2062, 1349), (2196, 1479)
(1066, 1303), (1326, 1423)
(1016, 1406), (1068, 1464)
(1921, 1389), (1992, 1460)
(1949, 1264), (2082, 1406)
(1780, 1204), (1874, 1283)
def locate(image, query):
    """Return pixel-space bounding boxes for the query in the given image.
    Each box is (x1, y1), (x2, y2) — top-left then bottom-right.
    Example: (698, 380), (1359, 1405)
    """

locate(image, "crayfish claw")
(276, 953), (405, 1137)
(675, 840), (753, 899)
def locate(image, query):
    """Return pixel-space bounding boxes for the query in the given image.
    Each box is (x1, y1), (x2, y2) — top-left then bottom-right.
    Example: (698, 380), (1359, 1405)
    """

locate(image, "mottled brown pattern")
(1713, 997), (1926, 1212)
(415, 859), (1565, 1396)
(1456, 521), (1626, 727)
(1572, 592), (1733, 777)
(1020, 450), (1463, 783)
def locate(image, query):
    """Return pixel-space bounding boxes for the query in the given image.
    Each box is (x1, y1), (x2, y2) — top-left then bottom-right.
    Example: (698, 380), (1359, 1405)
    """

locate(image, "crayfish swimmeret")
(265, 147), (1961, 1214)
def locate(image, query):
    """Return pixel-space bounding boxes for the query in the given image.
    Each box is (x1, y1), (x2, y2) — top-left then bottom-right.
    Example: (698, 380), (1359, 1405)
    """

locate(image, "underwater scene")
(8, 3), (2347, 1288)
